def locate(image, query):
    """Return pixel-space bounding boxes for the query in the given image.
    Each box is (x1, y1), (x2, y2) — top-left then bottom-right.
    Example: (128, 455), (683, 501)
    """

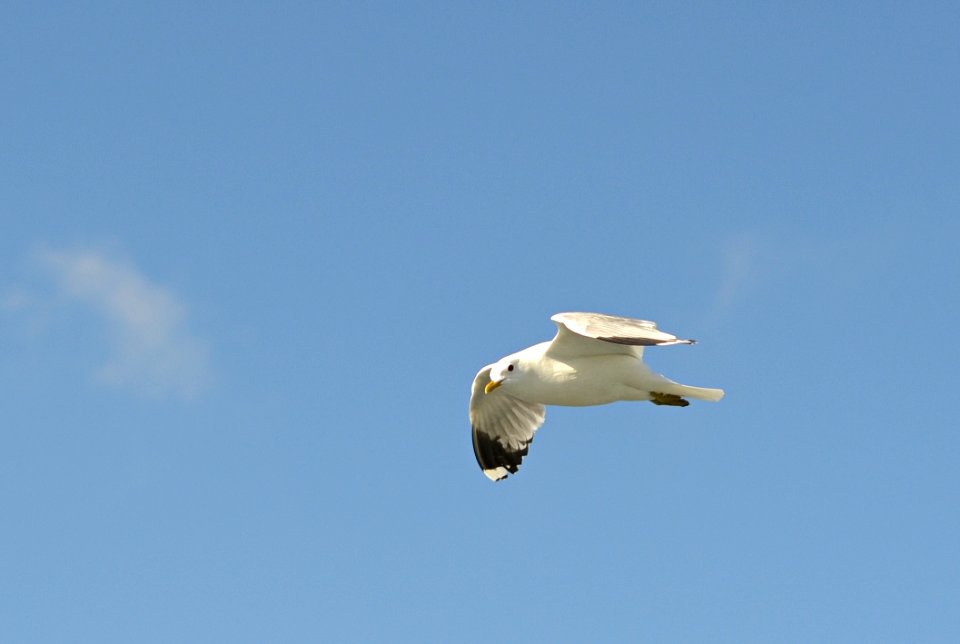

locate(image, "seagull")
(470, 312), (724, 481)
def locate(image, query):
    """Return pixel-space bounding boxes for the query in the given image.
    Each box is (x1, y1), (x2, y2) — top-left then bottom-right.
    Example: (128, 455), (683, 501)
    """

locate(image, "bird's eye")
(507, 364), (515, 372)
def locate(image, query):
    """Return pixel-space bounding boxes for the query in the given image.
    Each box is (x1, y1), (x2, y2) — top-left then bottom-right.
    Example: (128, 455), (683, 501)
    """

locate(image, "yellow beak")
(484, 380), (502, 394)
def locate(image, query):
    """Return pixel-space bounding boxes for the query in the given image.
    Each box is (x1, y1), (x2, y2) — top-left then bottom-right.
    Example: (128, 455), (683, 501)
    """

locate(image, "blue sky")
(2, 2), (959, 642)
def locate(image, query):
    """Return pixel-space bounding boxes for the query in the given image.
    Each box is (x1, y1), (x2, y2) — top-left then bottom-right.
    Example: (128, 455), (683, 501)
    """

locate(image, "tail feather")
(652, 378), (725, 402)
(673, 384), (725, 402)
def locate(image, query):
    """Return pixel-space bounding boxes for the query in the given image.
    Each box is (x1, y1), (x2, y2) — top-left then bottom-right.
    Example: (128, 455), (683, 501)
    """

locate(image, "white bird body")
(470, 312), (724, 481)
(493, 342), (722, 407)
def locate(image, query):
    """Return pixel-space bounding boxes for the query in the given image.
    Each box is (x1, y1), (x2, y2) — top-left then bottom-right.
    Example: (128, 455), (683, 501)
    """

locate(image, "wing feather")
(469, 365), (546, 481)
(546, 312), (693, 359)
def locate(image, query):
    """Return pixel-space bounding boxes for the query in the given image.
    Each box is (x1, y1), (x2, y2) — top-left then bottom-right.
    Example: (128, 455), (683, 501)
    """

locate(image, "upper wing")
(546, 311), (694, 359)
(469, 365), (546, 482)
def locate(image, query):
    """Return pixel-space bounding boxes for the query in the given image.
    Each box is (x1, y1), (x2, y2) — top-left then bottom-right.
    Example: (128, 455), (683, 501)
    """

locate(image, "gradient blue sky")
(3, 3), (959, 642)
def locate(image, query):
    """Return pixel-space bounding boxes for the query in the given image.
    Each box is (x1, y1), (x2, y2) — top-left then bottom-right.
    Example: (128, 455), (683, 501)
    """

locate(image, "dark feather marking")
(596, 336), (669, 346)
(472, 426), (531, 476)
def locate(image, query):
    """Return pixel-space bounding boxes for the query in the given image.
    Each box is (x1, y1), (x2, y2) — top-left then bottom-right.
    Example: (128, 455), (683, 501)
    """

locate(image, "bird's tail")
(671, 383), (725, 402)
(646, 375), (725, 403)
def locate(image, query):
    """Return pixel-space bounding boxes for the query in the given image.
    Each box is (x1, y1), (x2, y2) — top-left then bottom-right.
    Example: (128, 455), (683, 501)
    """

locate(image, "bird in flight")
(470, 312), (724, 481)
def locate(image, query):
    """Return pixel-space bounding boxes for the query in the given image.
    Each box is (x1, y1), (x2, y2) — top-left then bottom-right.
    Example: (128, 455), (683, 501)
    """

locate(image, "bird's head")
(485, 358), (519, 394)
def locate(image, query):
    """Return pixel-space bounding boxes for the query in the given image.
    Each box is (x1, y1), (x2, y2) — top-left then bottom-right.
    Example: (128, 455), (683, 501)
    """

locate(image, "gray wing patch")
(551, 312), (694, 347)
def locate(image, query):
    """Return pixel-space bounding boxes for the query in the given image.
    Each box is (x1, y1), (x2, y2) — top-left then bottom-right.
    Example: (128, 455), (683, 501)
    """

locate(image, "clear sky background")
(2, 2), (959, 642)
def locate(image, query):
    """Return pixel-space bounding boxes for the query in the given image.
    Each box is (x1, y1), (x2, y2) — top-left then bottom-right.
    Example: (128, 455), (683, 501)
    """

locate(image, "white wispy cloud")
(708, 232), (759, 321)
(36, 247), (211, 399)
(704, 228), (893, 328)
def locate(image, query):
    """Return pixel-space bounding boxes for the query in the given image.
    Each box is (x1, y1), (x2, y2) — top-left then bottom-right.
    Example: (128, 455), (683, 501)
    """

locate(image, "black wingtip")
(472, 426), (529, 481)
